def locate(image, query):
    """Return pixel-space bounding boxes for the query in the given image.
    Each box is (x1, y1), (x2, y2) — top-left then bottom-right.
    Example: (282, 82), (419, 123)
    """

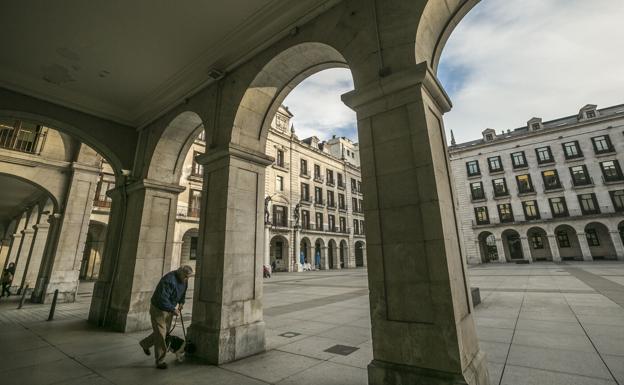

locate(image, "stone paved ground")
(0, 262), (623, 385)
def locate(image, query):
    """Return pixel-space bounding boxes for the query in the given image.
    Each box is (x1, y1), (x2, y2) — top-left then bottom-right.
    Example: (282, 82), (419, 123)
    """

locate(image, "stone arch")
(80, 221), (108, 281)
(180, 228), (200, 266)
(314, 238), (325, 270)
(327, 239), (337, 269)
(477, 231), (497, 263)
(584, 222), (616, 260)
(0, 172), (60, 214)
(554, 224), (582, 261)
(269, 235), (289, 272)
(300, 236), (312, 266)
(501, 229), (523, 262)
(146, 111), (205, 185)
(339, 239), (348, 268)
(230, 42), (350, 153)
(355, 240), (365, 267)
(415, 0), (481, 71)
(526, 227), (552, 262)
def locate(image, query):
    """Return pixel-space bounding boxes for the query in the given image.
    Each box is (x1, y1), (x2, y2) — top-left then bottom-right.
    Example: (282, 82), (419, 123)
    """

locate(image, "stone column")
(264, 225), (271, 268)
(293, 229), (301, 272)
(188, 145), (272, 364)
(608, 230), (624, 260)
(0, 239), (10, 271)
(6, 233), (24, 268)
(576, 232), (593, 261)
(547, 235), (562, 262)
(520, 236), (533, 263)
(19, 221), (51, 293)
(342, 64), (489, 385)
(88, 179), (184, 331)
(322, 246), (329, 270)
(495, 238), (507, 263)
(12, 228), (36, 291)
(361, 244), (368, 267)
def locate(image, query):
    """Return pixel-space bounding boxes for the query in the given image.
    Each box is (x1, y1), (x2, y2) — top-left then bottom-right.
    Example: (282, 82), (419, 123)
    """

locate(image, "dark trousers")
(1, 283), (11, 297)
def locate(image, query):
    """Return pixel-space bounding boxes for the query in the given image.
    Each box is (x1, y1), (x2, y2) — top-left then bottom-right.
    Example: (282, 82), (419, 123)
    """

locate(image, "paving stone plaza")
(1, 263), (623, 385)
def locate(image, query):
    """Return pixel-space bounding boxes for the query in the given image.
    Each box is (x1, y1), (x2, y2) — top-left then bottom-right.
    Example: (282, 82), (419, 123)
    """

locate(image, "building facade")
(450, 104), (624, 264)
(264, 106), (366, 272)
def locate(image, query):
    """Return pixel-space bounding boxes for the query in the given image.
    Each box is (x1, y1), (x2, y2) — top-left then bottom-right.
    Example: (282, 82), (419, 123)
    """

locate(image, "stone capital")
(21, 228), (35, 235)
(71, 162), (102, 175)
(34, 222), (51, 230)
(196, 143), (273, 169)
(341, 62), (451, 118)
(126, 178), (186, 195)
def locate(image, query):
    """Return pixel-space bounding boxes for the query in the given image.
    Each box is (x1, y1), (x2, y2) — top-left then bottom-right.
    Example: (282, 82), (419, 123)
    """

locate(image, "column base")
(368, 350), (489, 385)
(188, 321), (266, 365)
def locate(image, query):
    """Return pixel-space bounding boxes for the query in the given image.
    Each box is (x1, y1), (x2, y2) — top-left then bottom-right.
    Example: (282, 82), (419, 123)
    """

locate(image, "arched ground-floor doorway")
(355, 241), (365, 267)
(270, 235), (289, 272)
(80, 221), (108, 281)
(554, 224), (582, 261)
(527, 227), (552, 262)
(300, 237), (311, 268)
(314, 238), (325, 270)
(180, 228), (199, 266)
(477, 231), (498, 263)
(339, 240), (348, 268)
(585, 222), (616, 260)
(502, 229), (523, 262)
(327, 239), (337, 269)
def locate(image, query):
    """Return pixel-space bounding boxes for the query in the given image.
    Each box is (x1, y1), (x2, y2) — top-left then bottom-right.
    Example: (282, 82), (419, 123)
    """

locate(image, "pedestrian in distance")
(139, 265), (193, 369)
(1, 262), (15, 298)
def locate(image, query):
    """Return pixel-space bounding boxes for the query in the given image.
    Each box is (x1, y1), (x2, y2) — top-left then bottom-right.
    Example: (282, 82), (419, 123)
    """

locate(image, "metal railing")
(471, 205), (618, 227)
(0, 125), (48, 155)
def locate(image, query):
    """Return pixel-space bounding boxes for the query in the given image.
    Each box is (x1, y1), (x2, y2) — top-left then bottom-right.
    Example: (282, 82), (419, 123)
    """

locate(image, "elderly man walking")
(140, 265), (193, 369)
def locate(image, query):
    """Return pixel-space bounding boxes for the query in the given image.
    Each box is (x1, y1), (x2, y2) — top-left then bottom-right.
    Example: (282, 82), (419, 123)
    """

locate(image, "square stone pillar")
(576, 232), (593, 261)
(342, 64), (489, 385)
(12, 228), (35, 292)
(188, 144), (272, 364)
(520, 236), (533, 263)
(495, 238), (507, 263)
(19, 221), (51, 293)
(609, 230), (624, 260)
(547, 234), (561, 262)
(89, 179), (184, 332)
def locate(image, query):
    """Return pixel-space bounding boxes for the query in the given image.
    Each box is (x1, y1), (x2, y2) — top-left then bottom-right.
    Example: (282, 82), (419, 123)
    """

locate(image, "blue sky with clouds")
(284, 0), (624, 144)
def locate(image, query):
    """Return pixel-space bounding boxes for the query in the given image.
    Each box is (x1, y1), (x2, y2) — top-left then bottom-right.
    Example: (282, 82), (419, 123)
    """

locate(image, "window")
(338, 193), (346, 209)
(314, 187), (323, 204)
(610, 190), (624, 212)
(276, 175), (284, 191)
(328, 215), (336, 232)
(197, 130), (206, 141)
(357, 180), (362, 193)
(488, 156), (503, 172)
(0, 119), (46, 154)
(511, 151), (527, 168)
(190, 236), (198, 260)
(301, 183), (310, 202)
(94, 178), (114, 208)
(275, 113), (289, 130)
(337, 173), (344, 188)
(474, 207), (489, 225)
(570, 165), (591, 186)
(314, 164), (321, 179)
(276, 149), (284, 167)
(351, 178), (357, 192)
(326, 169), (334, 185)
(352, 197), (358, 212)
(535, 146), (553, 164)
(578, 193), (599, 215)
(191, 151), (203, 176)
(497, 203), (514, 223)
(300, 159), (308, 176)
(301, 210), (310, 229)
(516, 174), (534, 194)
(549, 197), (568, 217)
(327, 190), (335, 207)
(586, 110), (596, 119)
(273, 205), (287, 227)
(562, 141), (583, 159)
(542, 170), (561, 190)
(353, 219), (360, 235)
(522, 200), (540, 220)
(315, 212), (324, 230)
(470, 182), (485, 200)
(339, 216), (347, 233)
(600, 160), (623, 182)
(592, 135), (613, 154)
(530, 233), (544, 249)
(556, 230), (570, 248)
(360, 220), (365, 234)
(485, 133), (494, 141)
(359, 199), (364, 212)
(492, 178), (509, 197)
(188, 189), (202, 217)
(531, 123), (541, 130)
(466, 160), (480, 176)
(586, 229), (600, 246)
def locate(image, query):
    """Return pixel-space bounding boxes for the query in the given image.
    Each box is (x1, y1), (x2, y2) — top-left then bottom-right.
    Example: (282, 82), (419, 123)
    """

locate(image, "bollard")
(47, 289), (59, 321)
(17, 285), (29, 309)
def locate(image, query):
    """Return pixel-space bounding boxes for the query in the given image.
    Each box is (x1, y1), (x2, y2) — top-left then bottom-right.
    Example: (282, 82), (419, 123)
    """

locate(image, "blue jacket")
(151, 271), (187, 312)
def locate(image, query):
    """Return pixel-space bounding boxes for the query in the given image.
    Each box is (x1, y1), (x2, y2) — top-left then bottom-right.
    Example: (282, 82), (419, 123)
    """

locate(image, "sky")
(284, 0), (624, 145)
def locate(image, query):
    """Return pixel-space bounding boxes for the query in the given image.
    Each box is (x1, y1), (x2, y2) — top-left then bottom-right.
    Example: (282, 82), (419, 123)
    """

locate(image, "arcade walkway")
(1, 264), (623, 385)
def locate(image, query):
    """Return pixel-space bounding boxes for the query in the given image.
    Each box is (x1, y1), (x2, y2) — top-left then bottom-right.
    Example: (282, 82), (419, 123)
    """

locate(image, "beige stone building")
(263, 106), (366, 272)
(449, 104), (624, 264)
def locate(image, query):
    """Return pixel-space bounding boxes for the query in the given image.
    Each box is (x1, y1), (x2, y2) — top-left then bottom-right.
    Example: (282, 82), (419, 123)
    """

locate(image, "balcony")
(314, 199), (325, 208)
(273, 162), (289, 172)
(337, 182), (346, 190)
(471, 206), (617, 228)
(602, 174), (624, 184)
(326, 179), (335, 187)
(0, 126), (48, 155)
(300, 197), (312, 206)
(313, 175), (324, 183)
(300, 170), (310, 179)
(93, 199), (112, 209)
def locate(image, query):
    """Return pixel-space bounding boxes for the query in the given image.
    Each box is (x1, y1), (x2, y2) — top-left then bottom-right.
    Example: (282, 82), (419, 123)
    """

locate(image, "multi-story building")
(264, 106), (366, 271)
(450, 104), (624, 264)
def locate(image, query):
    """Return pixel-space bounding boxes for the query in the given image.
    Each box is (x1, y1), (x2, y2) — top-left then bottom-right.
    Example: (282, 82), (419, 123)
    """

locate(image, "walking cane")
(179, 312), (196, 353)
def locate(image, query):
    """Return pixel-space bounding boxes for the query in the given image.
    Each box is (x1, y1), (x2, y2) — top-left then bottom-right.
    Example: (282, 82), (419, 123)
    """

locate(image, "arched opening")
(355, 241), (365, 267)
(502, 229), (523, 262)
(79, 221), (108, 281)
(619, 221), (624, 245)
(585, 222), (616, 260)
(328, 239), (337, 269)
(180, 228), (199, 266)
(314, 238), (325, 270)
(299, 237), (311, 268)
(477, 231), (498, 263)
(339, 240), (348, 268)
(526, 227), (552, 262)
(269, 235), (289, 272)
(554, 224), (582, 261)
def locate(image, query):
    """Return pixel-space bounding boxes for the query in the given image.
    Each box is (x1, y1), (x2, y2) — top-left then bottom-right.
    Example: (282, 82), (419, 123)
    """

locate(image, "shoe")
(142, 347), (151, 356)
(156, 362), (168, 369)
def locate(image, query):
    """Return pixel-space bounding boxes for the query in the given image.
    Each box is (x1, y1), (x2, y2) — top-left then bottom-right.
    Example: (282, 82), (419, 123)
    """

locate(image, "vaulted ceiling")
(0, 174), (48, 236)
(0, 0), (338, 128)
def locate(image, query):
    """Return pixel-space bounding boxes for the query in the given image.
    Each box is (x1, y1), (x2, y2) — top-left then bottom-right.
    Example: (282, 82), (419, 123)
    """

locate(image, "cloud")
(439, 0), (624, 144)
(283, 68), (357, 141)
